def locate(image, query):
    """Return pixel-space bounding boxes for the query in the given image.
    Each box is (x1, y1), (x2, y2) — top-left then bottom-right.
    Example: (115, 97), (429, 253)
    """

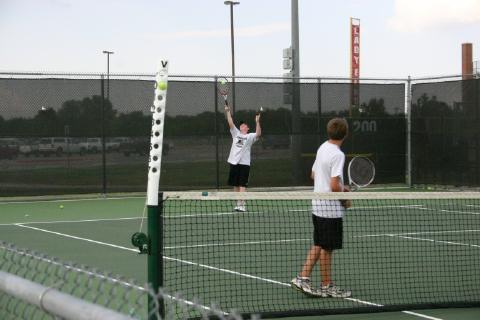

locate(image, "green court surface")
(0, 195), (479, 319)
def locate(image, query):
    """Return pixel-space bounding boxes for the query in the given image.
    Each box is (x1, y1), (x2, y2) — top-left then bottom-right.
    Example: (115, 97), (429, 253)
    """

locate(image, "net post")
(147, 192), (164, 320)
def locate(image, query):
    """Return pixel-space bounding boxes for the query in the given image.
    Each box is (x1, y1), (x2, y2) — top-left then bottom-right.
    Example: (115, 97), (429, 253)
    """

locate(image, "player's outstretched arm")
(225, 105), (235, 129)
(255, 113), (261, 138)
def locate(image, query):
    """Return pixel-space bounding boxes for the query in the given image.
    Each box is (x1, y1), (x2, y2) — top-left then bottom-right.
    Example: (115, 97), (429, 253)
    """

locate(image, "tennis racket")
(342, 156), (375, 209)
(256, 106), (264, 116)
(217, 77), (230, 106)
(348, 156), (375, 191)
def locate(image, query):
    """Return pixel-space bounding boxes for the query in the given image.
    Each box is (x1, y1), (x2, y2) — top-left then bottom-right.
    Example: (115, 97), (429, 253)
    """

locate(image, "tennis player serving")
(291, 117), (352, 298)
(224, 104), (261, 212)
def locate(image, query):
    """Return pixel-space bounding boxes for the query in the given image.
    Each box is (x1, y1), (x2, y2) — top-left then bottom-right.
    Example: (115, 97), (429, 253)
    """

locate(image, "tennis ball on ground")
(59, 205), (64, 209)
(157, 81), (167, 90)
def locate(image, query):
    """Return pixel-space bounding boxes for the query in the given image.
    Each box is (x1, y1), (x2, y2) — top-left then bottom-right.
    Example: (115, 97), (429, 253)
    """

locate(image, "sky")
(0, 0), (479, 78)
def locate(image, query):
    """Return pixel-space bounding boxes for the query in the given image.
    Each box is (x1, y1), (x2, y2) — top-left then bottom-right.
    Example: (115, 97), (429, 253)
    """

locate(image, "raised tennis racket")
(348, 156), (375, 191)
(217, 77), (230, 106)
(256, 106), (264, 116)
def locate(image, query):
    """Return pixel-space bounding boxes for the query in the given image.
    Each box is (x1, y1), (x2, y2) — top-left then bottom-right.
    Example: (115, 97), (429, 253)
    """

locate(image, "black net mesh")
(161, 191), (480, 318)
(411, 79), (480, 186)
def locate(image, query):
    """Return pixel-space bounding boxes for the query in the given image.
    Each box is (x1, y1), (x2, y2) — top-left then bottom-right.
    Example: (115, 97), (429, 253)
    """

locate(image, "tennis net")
(160, 191), (480, 318)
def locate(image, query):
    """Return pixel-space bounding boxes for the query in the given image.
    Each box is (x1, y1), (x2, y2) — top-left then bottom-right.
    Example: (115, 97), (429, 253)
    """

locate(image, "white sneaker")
(233, 206), (240, 212)
(237, 205), (246, 212)
(322, 283), (351, 298)
(291, 277), (326, 297)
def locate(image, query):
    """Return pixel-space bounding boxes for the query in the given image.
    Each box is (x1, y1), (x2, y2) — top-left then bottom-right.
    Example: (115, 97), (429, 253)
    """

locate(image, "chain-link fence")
(0, 241), (256, 320)
(0, 72), (478, 196)
(411, 77), (480, 187)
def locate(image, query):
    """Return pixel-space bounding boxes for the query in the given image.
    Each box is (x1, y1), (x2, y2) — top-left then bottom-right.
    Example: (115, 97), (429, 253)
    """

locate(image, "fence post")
(214, 76), (220, 189)
(100, 75), (107, 195)
(317, 78), (322, 146)
(406, 76), (412, 187)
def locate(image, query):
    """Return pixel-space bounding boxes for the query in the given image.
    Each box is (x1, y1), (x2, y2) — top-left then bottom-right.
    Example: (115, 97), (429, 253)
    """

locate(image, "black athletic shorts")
(312, 215), (343, 250)
(228, 164), (250, 187)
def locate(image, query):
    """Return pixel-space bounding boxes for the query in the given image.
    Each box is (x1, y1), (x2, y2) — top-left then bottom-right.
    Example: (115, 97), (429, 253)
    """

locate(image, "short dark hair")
(327, 118), (348, 140)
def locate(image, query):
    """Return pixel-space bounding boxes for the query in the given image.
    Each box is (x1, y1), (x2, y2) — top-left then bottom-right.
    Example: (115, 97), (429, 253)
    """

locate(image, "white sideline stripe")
(0, 211), (251, 226)
(401, 311), (444, 320)
(0, 196), (144, 205)
(289, 205), (423, 213)
(356, 229), (480, 238)
(14, 224), (445, 320)
(391, 235), (480, 249)
(15, 224), (139, 252)
(167, 211), (262, 218)
(165, 238), (310, 250)
(0, 217), (143, 226)
(418, 207), (480, 215)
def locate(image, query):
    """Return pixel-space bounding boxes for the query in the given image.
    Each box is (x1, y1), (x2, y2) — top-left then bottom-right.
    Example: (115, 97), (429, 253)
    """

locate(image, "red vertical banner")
(350, 18), (360, 114)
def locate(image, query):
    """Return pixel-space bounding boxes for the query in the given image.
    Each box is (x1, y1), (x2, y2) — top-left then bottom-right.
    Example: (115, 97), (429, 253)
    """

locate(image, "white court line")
(164, 238), (310, 250)
(0, 196), (144, 205)
(0, 211), (252, 226)
(289, 205), (424, 213)
(14, 224), (445, 320)
(15, 224), (139, 252)
(401, 311), (444, 320)
(417, 207), (480, 215)
(391, 235), (480, 249)
(0, 217), (143, 226)
(356, 229), (480, 238)
(167, 211), (262, 218)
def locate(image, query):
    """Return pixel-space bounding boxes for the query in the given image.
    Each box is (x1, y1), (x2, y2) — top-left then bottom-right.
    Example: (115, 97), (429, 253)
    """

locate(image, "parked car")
(18, 138), (40, 157)
(0, 142), (19, 159)
(106, 137), (130, 152)
(38, 137), (83, 156)
(79, 138), (102, 154)
(119, 138), (169, 157)
(261, 135), (291, 149)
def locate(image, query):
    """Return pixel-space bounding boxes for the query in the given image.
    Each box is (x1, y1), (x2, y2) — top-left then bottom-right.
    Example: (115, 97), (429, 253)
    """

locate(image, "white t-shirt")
(227, 127), (258, 165)
(311, 141), (346, 218)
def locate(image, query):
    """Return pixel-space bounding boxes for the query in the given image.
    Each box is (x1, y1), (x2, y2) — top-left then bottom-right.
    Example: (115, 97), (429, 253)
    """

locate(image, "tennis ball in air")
(59, 205), (64, 209)
(220, 80), (226, 85)
(158, 81), (167, 90)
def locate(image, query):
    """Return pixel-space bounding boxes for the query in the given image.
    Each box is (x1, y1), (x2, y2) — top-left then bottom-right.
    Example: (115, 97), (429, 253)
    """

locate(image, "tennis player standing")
(291, 118), (352, 298)
(224, 105), (261, 212)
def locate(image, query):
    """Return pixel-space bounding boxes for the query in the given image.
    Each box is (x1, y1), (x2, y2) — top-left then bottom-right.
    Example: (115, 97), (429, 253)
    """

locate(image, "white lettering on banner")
(353, 120), (377, 133)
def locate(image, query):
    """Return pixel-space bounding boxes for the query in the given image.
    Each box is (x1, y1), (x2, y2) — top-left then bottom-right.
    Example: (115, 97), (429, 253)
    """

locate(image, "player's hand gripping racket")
(342, 156), (375, 208)
(217, 77), (230, 107)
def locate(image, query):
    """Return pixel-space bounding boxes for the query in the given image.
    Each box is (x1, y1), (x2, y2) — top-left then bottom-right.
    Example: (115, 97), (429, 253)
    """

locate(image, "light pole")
(224, 1), (239, 113)
(102, 50), (114, 100)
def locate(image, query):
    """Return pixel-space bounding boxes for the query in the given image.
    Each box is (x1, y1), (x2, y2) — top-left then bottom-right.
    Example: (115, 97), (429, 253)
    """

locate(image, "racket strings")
(349, 158), (375, 186)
